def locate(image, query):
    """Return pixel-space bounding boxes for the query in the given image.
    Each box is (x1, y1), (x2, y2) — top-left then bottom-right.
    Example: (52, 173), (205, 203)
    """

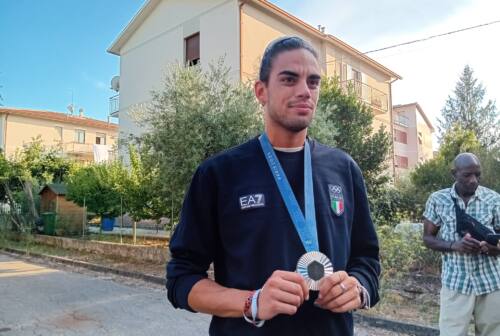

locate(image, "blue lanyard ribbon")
(259, 133), (318, 252)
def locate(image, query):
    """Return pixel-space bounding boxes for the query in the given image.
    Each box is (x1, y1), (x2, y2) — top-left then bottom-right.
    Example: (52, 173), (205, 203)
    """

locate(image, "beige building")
(0, 107), (118, 163)
(392, 103), (434, 176)
(108, 0), (401, 160)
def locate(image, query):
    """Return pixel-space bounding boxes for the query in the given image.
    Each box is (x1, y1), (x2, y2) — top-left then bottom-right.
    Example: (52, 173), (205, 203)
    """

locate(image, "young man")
(423, 153), (500, 336)
(166, 36), (380, 335)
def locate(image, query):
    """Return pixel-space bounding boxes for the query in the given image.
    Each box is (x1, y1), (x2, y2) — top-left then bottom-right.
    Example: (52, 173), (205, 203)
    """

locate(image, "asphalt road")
(0, 254), (209, 335)
(0, 253), (404, 335)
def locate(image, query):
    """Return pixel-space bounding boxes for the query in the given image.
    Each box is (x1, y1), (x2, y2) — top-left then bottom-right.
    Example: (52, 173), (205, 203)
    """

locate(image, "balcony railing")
(340, 79), (388, 114)
(109, 94), (119, 118)
(62, 142), (93, 155)
(57, 142), (116, 163)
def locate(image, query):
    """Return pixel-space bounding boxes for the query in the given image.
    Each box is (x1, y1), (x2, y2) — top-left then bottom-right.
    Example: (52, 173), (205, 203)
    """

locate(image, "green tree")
(13, 136), (73, 184)
(410, 126), (482, 207)
(133, 61), (263, 226)
(438, 65), (499, 148)
(476, 146), (500, 192)
(314, 76), (392, 195)
(66, 162), (125, 220)
(118, 144), (167, 242)
(0, 154), (27, 232)
(0, 139), (74, 231)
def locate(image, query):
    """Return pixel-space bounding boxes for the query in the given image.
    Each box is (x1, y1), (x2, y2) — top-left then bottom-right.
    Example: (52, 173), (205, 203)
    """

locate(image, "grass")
(1, 236), (88, 258)
(84, 233), (167, 246)
(0, 234), (166, 277)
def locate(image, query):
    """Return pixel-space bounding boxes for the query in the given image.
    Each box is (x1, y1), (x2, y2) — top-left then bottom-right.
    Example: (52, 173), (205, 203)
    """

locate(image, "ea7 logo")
(239, 194), (265, 210)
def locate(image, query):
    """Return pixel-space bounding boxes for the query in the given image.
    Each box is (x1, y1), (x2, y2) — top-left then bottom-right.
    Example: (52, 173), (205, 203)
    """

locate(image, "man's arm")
(188, 271), (309, 320)
(348, 160), (380, 305)
(320, 160), (380, 311)
(423, 219), (481, 254)
(479, 202), (500, 256)
(167, 164), (309, 321)
(423, 219), (452, 252)
(187, 279), (251, 318)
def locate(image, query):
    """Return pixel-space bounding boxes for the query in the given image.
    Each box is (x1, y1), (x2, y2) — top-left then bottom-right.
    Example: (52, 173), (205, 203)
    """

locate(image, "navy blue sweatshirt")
(166, 137), (380, 335)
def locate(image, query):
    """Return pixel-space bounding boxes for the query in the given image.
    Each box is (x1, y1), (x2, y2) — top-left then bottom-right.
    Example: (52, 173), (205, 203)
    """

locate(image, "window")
(394, 114), (409, 127)
(352, 68), (362, 82)
(394, 129), (408, 144)
(96, 133), (106, 145)
(185, 33), (200, 66)
(351, 68), (362, 96)
(75, 130), (85, 144)
(418, 132), (423, 145)
(54, 126), (63, 142)
(395, 155), (409, 169)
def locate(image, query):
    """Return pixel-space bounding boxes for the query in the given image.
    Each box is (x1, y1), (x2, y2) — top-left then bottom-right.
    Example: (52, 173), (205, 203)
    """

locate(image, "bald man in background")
(423, 153), (500, 336)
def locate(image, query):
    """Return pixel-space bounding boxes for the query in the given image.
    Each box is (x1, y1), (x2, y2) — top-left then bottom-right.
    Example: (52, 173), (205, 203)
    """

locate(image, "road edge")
(1, 247), (440, 335)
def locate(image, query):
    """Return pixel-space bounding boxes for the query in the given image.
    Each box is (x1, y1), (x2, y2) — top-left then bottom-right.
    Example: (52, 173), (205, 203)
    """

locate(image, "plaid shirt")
(423, 184), (500, 295)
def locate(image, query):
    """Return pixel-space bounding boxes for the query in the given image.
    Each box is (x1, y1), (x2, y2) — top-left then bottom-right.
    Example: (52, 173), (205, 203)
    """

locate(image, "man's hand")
(479, 241), (500, 257)
(257, 270), (309, 320)
(314, 271), (361, 313)
(452, 233), (481, 254)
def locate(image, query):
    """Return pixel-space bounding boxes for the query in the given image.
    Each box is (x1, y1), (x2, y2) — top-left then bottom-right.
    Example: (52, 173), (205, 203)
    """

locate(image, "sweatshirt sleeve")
(346, 160), (381, 307)
(166, 164), (218, 311)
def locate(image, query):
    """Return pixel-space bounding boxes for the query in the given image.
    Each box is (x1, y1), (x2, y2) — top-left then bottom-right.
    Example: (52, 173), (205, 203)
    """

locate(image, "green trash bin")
(42, 212), (56, 235)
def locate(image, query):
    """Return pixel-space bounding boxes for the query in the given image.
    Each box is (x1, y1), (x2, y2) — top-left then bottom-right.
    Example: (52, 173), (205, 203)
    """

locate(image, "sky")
(1, 0), (499, 136)
(273, 0), (500, 136)
(0, 0), (141, 121)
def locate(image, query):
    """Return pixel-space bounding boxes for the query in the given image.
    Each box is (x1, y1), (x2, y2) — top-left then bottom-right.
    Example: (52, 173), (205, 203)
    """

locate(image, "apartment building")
(107, 0), (401, 149)
(0, 107), (118, 163)
(392, 103), (434, 176)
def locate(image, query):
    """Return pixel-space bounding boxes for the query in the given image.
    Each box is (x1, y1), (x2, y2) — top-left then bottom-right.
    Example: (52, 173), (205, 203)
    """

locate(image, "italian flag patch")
(328, 184), (344, 216)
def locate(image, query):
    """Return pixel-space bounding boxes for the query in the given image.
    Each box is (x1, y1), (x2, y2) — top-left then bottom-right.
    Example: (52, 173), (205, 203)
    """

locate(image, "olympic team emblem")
(328, 184), (344, 216)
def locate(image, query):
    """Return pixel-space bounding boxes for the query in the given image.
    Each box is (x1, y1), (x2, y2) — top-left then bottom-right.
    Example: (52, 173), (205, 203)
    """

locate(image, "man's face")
(454, 164), (481, 196)
(256, 49), (321, 133)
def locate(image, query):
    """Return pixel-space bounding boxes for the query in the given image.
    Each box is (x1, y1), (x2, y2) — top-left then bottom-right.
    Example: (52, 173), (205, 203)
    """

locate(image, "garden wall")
(34, 234), (169, 263)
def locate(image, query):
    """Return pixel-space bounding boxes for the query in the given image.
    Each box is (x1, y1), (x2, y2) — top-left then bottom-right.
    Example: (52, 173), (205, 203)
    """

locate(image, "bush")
(369, 177), (423, 227)
(377, 225), (441, 278)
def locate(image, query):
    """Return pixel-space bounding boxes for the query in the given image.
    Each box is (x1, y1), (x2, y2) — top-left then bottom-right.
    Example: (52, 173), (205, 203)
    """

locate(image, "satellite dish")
(110, 76), (120, 92)
(79, 108), (84, 117)
(67, 104), (74, 114)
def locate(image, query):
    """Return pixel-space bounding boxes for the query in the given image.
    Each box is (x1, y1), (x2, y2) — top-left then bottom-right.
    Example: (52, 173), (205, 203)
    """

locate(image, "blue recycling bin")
(101, 217), (115, 231)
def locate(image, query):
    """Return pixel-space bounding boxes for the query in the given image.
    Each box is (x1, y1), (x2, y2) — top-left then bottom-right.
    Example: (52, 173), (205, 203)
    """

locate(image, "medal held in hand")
(259, 133), (333, 291)
(296, 251), (334, 290)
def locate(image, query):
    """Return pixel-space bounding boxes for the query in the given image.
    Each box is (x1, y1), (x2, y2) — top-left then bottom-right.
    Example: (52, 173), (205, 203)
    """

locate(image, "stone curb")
(1, 247), (440, 335)
(0, 247), (165, 286)
(354, 313), (439, 336)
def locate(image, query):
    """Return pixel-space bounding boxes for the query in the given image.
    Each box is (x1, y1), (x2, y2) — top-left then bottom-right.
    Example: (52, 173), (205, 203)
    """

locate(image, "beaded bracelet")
(243, 290), (254, 319)
(243, 289), (265, 327)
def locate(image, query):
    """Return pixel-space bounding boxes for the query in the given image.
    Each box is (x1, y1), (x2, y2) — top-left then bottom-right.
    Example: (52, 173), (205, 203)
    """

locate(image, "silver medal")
(296, 251), (333, 291)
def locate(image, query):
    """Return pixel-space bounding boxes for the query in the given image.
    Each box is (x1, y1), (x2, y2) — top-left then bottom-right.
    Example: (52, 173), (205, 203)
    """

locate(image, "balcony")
(62, 142), (93, 157)
(109, 94), (119, 118)
(59, 142), (116, 163)
(340, 79), (388, 114)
